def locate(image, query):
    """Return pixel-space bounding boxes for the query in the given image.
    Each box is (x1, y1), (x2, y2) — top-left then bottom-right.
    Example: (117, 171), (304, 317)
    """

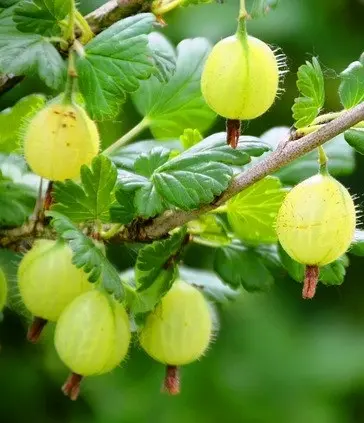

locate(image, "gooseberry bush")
(0, 0), (364, 401)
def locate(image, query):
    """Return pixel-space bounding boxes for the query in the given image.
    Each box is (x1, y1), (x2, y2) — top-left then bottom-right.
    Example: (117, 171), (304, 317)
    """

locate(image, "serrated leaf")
(180, 128), (203, 150)
(76, 13), (156, 120)
(0, 176), (36, 226)
(148, 32), (176, 83)
(14, 0), (72, 36)
(0, 94), (45, 153)
(117, 168), (149, 191)
(47, 211), (123, 299)
(135, 228), (187, 290)
(214, 243), (274, 292)
(292, 57), (325, 128)
(132, 38), (216, 139)
(134, 182), (164, 218)
(111, 139), (181, 170)
(261, 127), (355, 184)
(109, 188), (135, 224)
(52, 156), (117, 223)
(0, 32), (65, 89)
(227, 176), (286, 245)
(344, 129), (364, 154)
(339, 54), (364, 109)
(134, 147), (170, 177)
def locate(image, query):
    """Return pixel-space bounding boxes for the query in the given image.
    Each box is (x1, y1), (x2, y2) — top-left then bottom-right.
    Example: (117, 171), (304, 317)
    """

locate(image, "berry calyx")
(201, 34), (280, 121)
(139, 280), (212, 393)
(54, 290), (131, 400)
(24, 102), (99, 181)
(276, 173), (356, 298)
(18, 239), (93, 340)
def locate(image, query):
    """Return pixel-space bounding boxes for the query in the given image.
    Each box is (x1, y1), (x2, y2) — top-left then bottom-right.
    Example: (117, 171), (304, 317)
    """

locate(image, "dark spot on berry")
(66, 142), (70, 146)
(62, 123), (67, 128)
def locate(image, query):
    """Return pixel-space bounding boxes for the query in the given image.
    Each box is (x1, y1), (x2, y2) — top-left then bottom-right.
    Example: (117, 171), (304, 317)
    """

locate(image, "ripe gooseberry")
(54, 290), (131, 400)
(201, 35), (280, 121)
(139, 280), (213, 394)
(18, 239), (93, 341)
(23, 102), (99, 181)
(276, 173), (356, 299)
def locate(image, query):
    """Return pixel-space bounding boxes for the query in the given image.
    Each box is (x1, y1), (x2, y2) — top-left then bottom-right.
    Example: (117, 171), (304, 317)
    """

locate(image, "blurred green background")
(1, 0), (364, 422)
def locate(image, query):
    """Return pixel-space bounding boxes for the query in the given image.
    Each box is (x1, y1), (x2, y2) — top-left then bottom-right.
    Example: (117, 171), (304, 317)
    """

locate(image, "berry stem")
(74, 9), (94, 44)
(63, 51), (78, 105)
(62, 373), (83, 401)
(226, 119), (241, 148)
(64, 0), (76, 43)
(318, 146), (328, 174)
(302, 265), (319, 299)
(102, 118), (150, 156)
(27, 317), (48, 343)
(163, 365), (180, 395)
(152, 0), (182, 16)
(236, 0), (249, 44)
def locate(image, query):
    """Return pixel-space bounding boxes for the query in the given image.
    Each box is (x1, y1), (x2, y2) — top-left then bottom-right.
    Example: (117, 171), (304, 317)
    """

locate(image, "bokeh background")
(1, 0), (364, 422)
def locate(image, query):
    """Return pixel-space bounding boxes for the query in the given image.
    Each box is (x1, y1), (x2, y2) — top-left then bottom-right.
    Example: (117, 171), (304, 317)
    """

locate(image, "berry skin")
(18, 240), (93, 322)
(139, 280), (212, 366)
(24, 103), (99, 181)
(0, 267), (7, 312)
(201, 35), (279, 120)
(54, 290), (131, 377)
(276, 174), (356, 267)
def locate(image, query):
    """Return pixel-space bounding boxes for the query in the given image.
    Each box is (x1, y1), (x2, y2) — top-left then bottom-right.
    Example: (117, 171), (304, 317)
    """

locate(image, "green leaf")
(14, 0), (71, 36)
(278, 243), (304, 282)
(109, 188), (135, 224)
(181, 0), (214, 5)
(188, 214), (231, 245)
(344, 129), (364, 155)
(214, 243), (274, 292)
(52, 156), (117, 223)
(349, 230), (364, 256)
(292, 57), (325, 128)
(132, 38), (216, 139)
(0, 175), (36, 226)
(134, 146), (170, 177)
(76, 13), (156, 120)
(339, 53), (364, 109)
(148, 32), (176, 83)
(0, 32), (65, 89)
(179, 266), (238, 303)
(249, 0), (279, 18)
(0, 94), (45, 153)
(47, 211), (123, 299)
(0, 0), (20, 33)
(180, 128), (203, 150)
(227, 176), (287, 245)
(111, 139), (181, 170)
(134, 182), (164, 218)
(135, 228), (187, 290)
(261, 127), (355, 184)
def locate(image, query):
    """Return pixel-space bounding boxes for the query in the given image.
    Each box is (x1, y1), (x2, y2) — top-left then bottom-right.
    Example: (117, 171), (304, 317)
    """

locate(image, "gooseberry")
(18, 239), (93, 340)
(139, 280), (213, 394)
(54, 290), (131, 400)
(201, 34), (280, 121)
(24, 102), (99, 181)
(276, 173), (356, 298)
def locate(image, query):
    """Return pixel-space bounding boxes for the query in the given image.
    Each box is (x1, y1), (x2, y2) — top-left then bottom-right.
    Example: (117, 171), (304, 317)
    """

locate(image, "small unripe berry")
(201, 35), (279, 120)
(18, 239), (92, 322)
(24, 103), (99, 181)
(140, 280), (212, 366)
(276, 174), (356, 266)
(54, 290), (131, 376)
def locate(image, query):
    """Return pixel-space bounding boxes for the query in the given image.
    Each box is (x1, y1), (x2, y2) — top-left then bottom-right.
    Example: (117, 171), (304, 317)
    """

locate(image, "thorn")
(302, 265), (319, 299)
(27, 317), (48, 343)
(226, 119), (241, 149)
(163, 365), (180, 395)
(62, 373), (83, 401)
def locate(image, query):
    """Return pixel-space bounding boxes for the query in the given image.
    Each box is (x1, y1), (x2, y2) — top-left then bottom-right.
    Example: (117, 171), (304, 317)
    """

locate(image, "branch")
(0, 0), (153, 95)
(114, 102), (364, 241)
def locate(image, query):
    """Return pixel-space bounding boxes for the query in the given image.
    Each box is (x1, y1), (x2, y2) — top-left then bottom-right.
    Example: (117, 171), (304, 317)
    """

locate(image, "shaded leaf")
(109, 188), (135, 224)
(344, 129), (364, 155)
(339, 53), (364, 109)
(148, 32), (176, 82)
